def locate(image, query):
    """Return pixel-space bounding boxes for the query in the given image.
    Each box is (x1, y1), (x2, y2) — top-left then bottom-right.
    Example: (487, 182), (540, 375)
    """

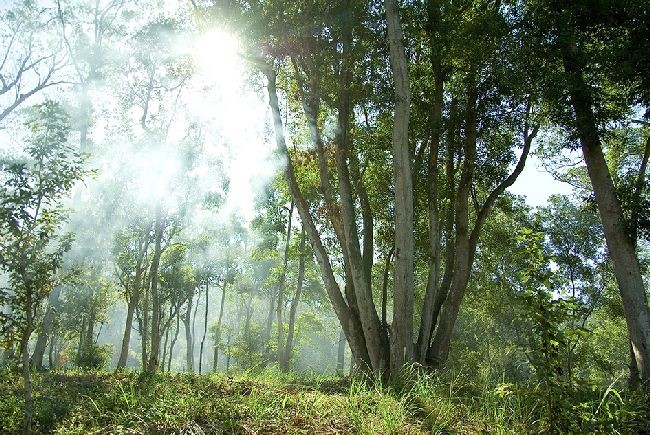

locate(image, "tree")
(0, 3), (67, 124)
(208, 0), (539, 377)
(0, 101), (86, 433)
(525, 0), (650, 383)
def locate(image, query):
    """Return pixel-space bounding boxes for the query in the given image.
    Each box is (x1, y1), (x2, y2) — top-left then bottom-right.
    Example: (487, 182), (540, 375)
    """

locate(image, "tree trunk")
(199, 281), (209, 374)
(48, 334), (57, 369)
(77, 315), (86, 360)
(21, 289), (33, 435)
(337, 329), (346, 375)
(184, 297), (194, 372)
(277, 202), (294, 371)
(147, 213), (164, 372)
(335, 0), (387, 374)
(291, 56), (372, 373)
(386, 0), (414, 373)
(265, 66), (372, 372)
(560, 40), (650, 382)
(213, 280), (227, 372)
(284, 227), (306, 369)
(381, 246), (394, 328)
(263, 292), (275, 362)
(140, 287), (149, 371)
(417, 2), (445, 361)
(85, 289), (96, 349)
(117, 294), (138, 369)
(32, 286), (62, 369)
(429, 85), (477, 368)
(190, 287), (201, 370)
(168, 310), (180, 372)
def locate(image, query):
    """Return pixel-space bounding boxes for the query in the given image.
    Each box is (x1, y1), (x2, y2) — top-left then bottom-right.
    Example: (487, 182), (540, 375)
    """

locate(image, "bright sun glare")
(192, 30), (241, 83)
(186, 29), (276, 223)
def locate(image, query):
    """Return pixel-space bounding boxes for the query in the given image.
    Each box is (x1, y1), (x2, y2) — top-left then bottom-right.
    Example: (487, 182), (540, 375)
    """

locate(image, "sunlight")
(186, 28), (277, 223)
(132, 146), (182, 208)
(191, 29), (242, 87)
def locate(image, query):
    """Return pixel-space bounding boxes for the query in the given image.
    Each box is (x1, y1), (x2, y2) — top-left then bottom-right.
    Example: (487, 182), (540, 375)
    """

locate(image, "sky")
(507, 153), (575, 208)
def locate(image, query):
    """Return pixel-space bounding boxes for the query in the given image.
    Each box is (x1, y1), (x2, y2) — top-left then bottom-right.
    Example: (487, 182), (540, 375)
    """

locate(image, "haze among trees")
(0, 0), (648, 433)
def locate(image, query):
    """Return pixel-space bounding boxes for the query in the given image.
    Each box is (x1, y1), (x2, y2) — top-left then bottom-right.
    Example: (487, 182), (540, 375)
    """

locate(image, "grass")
(0, 368), (648, 434)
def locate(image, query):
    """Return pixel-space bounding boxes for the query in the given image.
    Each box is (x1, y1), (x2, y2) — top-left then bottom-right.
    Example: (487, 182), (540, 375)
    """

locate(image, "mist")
(0, 0), (349, 377)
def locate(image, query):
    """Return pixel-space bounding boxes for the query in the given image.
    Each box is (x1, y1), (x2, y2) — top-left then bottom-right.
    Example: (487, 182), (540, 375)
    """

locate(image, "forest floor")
(0, 369), (648, 434)
(0, 369), (502, 434)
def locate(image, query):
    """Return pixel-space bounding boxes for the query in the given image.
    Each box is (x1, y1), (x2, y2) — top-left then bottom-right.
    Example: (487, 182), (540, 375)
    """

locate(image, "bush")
(75, 344), (112, 369)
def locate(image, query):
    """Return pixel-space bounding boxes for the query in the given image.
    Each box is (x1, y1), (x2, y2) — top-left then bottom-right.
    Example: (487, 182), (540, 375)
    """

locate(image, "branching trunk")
(264, 66), (372, 371)
(417, 2), (445, 362)
(117, 235), (149, 369)
(335, 0), (387, 373)
(429, 84), (478, 368)
(291, 55), (371, 372)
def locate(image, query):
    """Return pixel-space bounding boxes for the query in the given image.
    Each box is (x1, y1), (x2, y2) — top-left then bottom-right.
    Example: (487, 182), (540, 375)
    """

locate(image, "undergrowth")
(0, 367), (647, 434)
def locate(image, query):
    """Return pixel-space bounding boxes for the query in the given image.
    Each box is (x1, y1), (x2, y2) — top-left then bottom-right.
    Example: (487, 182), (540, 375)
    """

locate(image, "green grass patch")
(1, 368), (647, 434)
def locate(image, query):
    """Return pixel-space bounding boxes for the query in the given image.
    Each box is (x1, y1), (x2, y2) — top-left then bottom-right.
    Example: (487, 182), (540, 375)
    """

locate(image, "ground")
(0, 369), (647, 434)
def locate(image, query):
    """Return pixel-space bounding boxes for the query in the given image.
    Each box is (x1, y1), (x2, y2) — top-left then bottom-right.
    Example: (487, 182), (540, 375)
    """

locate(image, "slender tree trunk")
(147, 213), (164, 372)
(117, 234), (149, 370)
(190, 287), (201, 371)
(337, 329), (346, 375)
(381, 247), (394, 328)
(277, 202), (294, 371)
(199, 282), (209, 374)
(168, 310), (181, 372)
(141, 286), (149, 371)
(225, 333), (232, 373)
(213, 280), (227, 372)
(32, 286), (62, 369)
(263, 293), (275, 362)
(21, 287), (33, 435)
(85, 290), (96, 349)
(292, 56), (372, 373)
(117, 294), (138, 369)
(284, 227), (306, 369)
(429, 85), (477, 368)
(161, 307), (171, 373)
(78, 315), (86, 360)
(335, 0), (387, 374)
(386, 0), (414, 374)
(184, 296), (194, 372)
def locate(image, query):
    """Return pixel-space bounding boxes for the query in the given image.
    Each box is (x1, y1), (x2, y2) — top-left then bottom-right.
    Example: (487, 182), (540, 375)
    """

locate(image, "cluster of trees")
(0, 0), (648, 431)
(205, 0), (649, 382)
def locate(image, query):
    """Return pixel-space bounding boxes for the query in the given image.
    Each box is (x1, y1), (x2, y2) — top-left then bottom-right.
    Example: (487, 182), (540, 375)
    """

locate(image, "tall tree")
(525, 0), (650, 382)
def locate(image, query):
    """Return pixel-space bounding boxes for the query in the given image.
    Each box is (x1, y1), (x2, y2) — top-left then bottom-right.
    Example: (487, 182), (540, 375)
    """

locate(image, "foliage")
(0, 100), (87, 346)
(74, 344), (112, 370)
